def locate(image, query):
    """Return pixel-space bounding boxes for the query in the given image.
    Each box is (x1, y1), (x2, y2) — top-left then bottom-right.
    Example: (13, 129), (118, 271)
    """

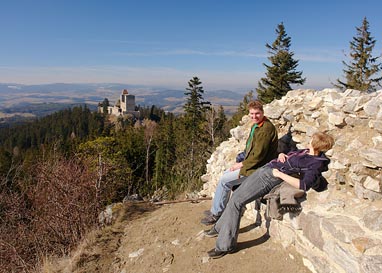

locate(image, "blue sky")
(1, 0), (382, 92)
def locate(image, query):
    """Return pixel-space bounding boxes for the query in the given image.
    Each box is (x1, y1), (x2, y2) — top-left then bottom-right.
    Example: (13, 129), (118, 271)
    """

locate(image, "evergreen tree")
(102, 98), (109, 115)
(335, 17), (382, 92)
(153, 113), (176, 194)
(121, 124), (147, 194)
(256, 22), (305, 103)
(175, 77), (211, 188)
(183, 77), (211, 131)
(205, 106), (219, 148)
(215, 105), (228, 145)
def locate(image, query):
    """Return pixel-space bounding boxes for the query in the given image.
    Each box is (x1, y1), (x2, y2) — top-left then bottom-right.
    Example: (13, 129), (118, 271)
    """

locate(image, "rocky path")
(47, 200), (312, 273)
(71, 201), (310, 273)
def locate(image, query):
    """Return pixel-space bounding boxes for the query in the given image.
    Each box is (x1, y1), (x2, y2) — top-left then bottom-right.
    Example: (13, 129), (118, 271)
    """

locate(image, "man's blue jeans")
(211, 168), (244, 217)
(214, 166), (282, 251)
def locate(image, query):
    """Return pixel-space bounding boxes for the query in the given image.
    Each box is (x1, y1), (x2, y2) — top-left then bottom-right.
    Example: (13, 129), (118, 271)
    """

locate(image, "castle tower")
(120, 89), (135, 113)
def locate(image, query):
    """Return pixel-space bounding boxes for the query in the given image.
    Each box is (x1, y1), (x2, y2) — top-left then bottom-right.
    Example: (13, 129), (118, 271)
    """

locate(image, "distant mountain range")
(0, 83), (248, 124)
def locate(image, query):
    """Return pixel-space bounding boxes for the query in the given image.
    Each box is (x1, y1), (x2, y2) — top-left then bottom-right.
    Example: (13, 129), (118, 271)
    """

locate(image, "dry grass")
(39, 202), (157, 273)
(40, 229), (99, 273)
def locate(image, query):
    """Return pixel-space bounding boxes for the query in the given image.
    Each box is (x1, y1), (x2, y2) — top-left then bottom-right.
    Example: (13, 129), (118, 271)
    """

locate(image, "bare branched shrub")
(0, 154), (100, 273)
(0, 191), (32, 273)
(30, 155), (99, 250)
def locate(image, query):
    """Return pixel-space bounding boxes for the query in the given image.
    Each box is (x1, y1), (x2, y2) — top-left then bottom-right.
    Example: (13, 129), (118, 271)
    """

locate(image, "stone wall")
(199, 88), (382, 273)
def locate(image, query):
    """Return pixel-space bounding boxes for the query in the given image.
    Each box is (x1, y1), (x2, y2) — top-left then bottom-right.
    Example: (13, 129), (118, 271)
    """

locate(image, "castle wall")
(120, 94), (135, 113)
(100, 90), (137, 117)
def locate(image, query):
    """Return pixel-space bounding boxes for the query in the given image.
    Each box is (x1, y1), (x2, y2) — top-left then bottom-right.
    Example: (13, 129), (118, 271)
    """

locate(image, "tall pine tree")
(256, 22), (305, 103)
(175, 77), (211, 189)
(335, 17), (382, 92)
(183, 77), (211, 131)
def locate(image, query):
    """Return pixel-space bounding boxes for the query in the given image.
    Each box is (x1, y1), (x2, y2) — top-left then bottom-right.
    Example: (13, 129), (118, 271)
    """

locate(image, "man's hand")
(278, 153), (288, 163)
(272, 168), (282, 178)
(229, 162), (243, 171)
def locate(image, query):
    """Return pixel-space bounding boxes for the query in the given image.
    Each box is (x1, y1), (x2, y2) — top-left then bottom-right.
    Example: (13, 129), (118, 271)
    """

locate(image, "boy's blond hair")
(248, 100), (264, 112)
(311, 132), (334, 152)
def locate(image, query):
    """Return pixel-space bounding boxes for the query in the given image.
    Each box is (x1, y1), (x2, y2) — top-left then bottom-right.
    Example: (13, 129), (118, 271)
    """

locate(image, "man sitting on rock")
(201, 100), (279, 225)
(205, 132), (334, 259)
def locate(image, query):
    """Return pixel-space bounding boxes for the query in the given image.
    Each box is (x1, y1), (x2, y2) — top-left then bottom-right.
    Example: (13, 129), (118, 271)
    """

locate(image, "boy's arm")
(272, 169), (300, 189)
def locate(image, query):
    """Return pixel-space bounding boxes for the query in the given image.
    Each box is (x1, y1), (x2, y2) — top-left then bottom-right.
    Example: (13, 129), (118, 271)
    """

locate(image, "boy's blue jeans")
(214, 166), (282, 251)
(210, 169), (244, 217)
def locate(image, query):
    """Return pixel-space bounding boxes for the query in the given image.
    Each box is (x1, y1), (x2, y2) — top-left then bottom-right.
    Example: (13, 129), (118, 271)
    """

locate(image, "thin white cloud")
(112, 49), (266, 58)
(111, 47), (346, 63)
(7, 85), (22, 89)
(56, 38), (164, 46)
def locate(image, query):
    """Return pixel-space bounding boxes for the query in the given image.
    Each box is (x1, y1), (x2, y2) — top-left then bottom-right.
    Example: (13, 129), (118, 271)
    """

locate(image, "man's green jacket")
(239, 118), (279, 177)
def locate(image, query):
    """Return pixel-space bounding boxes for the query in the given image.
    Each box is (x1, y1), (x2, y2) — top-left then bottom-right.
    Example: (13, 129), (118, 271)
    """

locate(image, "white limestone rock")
(321, 216), (365, 243)
(363, 96), (382, 117)
(360, 149), (382, 168)
(363, 176), (381, 193)
(328, 112), (346, 126)
(308, 97), (323, 110)
(343, 89), (362, 97)
(369, 120), (382, 133)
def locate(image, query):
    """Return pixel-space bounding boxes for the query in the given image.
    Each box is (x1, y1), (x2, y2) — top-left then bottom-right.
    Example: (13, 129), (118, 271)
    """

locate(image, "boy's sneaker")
(201, 214), (220, 225)
(203, 227), (218, 238)
(207, 248), (234, 259)
(203, 210), (212, 216)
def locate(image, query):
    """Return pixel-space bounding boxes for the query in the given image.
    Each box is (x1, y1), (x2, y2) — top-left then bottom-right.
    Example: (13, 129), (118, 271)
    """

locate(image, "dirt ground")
(50, 200), (312, 273)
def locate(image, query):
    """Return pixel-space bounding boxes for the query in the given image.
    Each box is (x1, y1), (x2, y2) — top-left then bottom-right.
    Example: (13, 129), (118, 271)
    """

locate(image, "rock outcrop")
(199, 88), (382, 273)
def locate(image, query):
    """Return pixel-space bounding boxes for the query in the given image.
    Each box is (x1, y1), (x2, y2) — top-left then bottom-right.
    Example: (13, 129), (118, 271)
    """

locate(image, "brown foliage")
(0, 191), (32, 272)
(0, 155), (100, 273)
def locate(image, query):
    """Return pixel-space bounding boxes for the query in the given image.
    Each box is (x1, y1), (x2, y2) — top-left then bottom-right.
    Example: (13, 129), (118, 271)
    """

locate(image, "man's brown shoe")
(203, 210), (212, 216)
(207, 248), (233, 259)
(201, 214), (219, 225)
(203, 227), (218, 238)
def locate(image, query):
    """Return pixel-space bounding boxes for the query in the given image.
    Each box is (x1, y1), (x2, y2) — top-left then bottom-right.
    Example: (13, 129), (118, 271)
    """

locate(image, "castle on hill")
(98, 89), (140, 118)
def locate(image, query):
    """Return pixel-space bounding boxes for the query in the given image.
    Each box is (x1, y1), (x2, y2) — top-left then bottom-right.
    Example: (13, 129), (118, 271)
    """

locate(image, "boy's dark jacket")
(267, 149), (331, 191)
